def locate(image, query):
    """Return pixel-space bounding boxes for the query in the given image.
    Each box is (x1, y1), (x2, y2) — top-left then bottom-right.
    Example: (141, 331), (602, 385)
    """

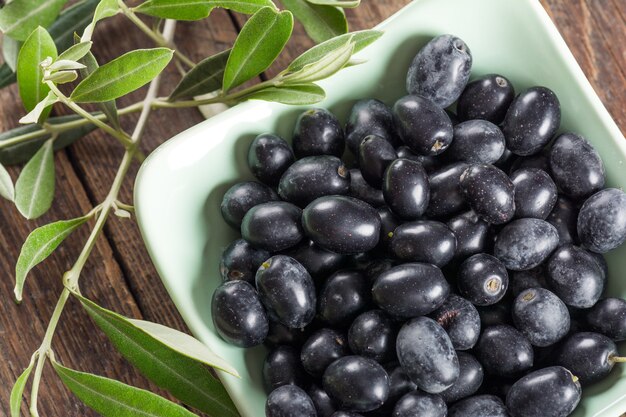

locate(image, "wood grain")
(0, 1), (623, 416)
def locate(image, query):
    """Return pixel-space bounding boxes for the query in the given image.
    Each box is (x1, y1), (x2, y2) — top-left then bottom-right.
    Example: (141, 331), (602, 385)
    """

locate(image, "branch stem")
(46, 82), (134, 149)
(120, 2), (195, 68)
(26, 20), (176, 417)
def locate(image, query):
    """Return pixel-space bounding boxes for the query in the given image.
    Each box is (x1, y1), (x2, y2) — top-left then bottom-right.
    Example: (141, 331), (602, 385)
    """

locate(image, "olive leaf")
(14, 216), (88, 302)
(81, 0), (119, 42)
(241, 83), (325, 104)
(280, 0), (347, 43)
(207, 0), (277, 14)
(19, 91), (60, 125)
(16, 26), (58, 114)
(75, 33), (120, 129)
(57, 41), (93, 62)
(134, 0), (212, 20)
(76, 293), (240, 416)
(0, 0), (99, 92)
(169, 49), (230, 100)
(0, 0), (68, 41)
(49, 0), (100, 52)
(52, 360), (201, 417)
(223, 7), (293, 91)
(70, 48), (174, 103)
(134, 0), (275, 20)
(307, 0), (360, 7)
(283, 37), (353, 83)
(10, 354), (36, 417)
(2, 36), (22, 71)
(288, 29), (381, 72)
(0, 162), (14, 202)
(0, 114), (98, 166)
(14, 138), (55, 219)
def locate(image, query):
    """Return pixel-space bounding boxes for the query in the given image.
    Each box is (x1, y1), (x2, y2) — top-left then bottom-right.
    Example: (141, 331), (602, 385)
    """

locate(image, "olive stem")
(120, 1), (195, 68)
(609, 355), (626, 363)
(26, 20), (175, 417)
(46, 82), (134, 149)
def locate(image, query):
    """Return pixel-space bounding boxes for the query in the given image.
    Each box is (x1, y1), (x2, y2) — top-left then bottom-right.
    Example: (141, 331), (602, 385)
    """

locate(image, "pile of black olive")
(212, 34), (626, 417)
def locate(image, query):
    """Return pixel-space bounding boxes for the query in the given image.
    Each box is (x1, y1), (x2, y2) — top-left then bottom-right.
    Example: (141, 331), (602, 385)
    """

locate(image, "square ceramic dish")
(135, 0), (626, 415)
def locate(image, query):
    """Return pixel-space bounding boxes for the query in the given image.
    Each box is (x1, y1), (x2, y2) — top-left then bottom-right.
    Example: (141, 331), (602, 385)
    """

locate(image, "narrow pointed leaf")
(52, 361), (200, 417)
(71, 48), (173, 103)
(14, 139), (55, 219)
(288, 29), (381, 71)
(223, 7), (293, 91)
(76, 34), (119, 129)
(280, 0), (347, 43)
(0, 162), (14, 202)
(0, 64), (17, 89)
(19, 91), (59, 124)
(2, 36), (22, 71)
(57, 41), (93, 62)
(76, 293), (240, 416)
(16, 27), (58, 114)
(0, 114), (98, 166)
(10, 355), (36, 417)
(208, 0), (277, 14)
(134, 0), (275, 19)
(134, 0), (212, 20)
(14, 216), (87, 302)
(0, 0), (68, 41)
(0, 0), (99, 91)
(241, 83), (325, 104)
(48, 60), (86, 72)
(307, 0), (359, 7)
(169, 49), (230, 100)
(284, 38), (353, 83)
(81, 0), (119, 41)
(49, 0), (100, 52)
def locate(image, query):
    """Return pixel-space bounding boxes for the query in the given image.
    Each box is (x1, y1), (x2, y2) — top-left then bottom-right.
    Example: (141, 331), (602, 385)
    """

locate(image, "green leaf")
(76, 294), (240, 416)
(0, 162), (14, 202)
(307, 0), (359, 7)
(0, 0), (99, 92)
(80, 0), (120, 41)
(10, 354), (36, 417)
(0, 114), (98, 166)
(14, 216), (87, 302)
(2, 36), (22, 71)
(57, 41), (93, 62)
(70, 48), (173, 103)
(169, 49), (230, 100)
(207, 0), (277, 14)
(75, 34), (120, 130)
(19, 91), (60, 124)
(52, 361), (201, 417)
(134, 0), (276, 19)
(16, 27), (58, 115)
(223, 7), (293, 91)
(49, 0), (100, 52)
(0, 64), (17, 89)
(134, 0), (212, 20)
(242, 83), (325, 104)
(283, 36), (353, 83)
(280, 0), (347, 43)
(288, 29), (381, 72)
(14, 139), (55, 219)
(0, 0), (68, 41)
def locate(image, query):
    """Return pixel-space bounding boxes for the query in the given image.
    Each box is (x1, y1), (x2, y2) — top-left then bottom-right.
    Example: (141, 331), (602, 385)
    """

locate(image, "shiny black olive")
(248, 133), (295, 186)
(389, 220), (457, 267)
(220, 181), (279, 229)
(241, 201), (304, 252)
(293, 108), (345, 158)
(383, 158), (430, 220)
(302, 196), (381, 254)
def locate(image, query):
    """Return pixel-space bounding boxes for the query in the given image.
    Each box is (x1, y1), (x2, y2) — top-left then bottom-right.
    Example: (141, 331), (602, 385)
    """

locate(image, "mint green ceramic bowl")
(135, 0), (626, 415)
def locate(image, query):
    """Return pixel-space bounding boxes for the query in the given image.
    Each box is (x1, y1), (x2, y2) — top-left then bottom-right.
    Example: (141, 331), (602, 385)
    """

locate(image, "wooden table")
(0, 1), (624, 416)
